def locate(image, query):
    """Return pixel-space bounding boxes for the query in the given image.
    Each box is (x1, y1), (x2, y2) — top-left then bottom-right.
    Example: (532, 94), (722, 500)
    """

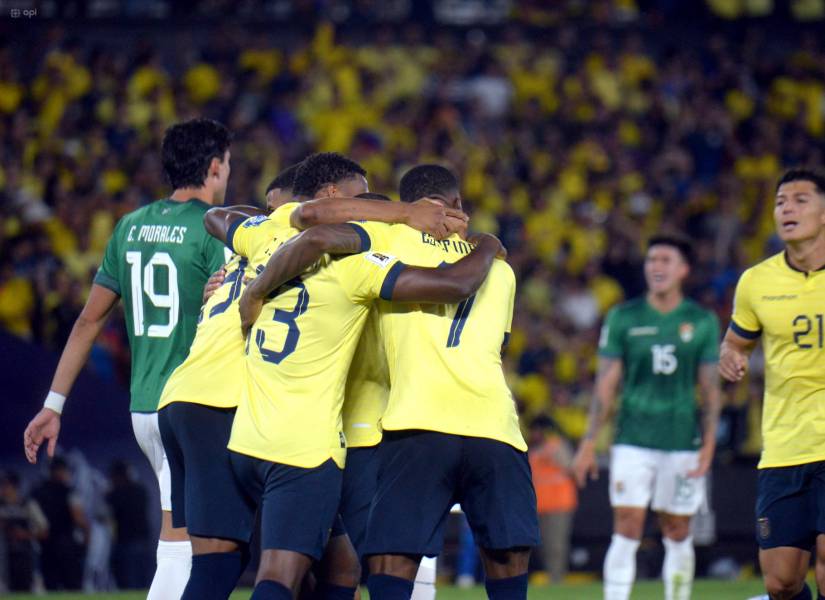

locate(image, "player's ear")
(208, 156), (222, 179)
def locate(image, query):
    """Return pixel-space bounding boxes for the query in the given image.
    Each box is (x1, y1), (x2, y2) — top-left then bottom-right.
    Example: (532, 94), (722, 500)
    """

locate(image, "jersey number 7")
(446, 295), (476, 348)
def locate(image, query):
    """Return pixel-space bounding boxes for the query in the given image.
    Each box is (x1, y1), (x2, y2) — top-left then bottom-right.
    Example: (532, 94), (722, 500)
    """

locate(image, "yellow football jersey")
(343, 308), (389, 448)
(362, 224), (527, 451)
(228, 221), (404, 468)
(731, 251), (825, 468)
(157, 203), (298, 410)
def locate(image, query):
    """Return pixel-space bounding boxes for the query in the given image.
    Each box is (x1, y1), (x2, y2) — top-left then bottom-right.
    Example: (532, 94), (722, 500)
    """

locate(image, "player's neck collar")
(783, 250), (825, 276)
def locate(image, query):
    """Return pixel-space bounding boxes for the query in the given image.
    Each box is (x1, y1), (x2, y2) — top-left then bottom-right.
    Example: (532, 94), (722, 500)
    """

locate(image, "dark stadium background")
(1, 0), (823, 593)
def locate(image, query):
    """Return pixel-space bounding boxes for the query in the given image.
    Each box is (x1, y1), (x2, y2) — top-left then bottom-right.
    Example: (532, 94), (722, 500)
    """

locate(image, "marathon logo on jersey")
(757, 517), (770, 540)
(628, 326), (658, 337)
(679, 322), (694, 343)
(365, 252), (396, 268)
(243, 215), (268, 228)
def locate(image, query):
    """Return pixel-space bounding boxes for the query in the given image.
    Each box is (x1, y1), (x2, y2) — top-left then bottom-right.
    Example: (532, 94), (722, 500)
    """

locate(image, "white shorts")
(131, 412), (172, 512)
(609, 444), (706, 516)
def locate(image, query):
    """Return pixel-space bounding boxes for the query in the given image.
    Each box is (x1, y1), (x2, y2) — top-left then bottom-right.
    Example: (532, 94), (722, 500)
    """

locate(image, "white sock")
(604, 533), (640, 600)
(147, 540), (192, 600)
(411, 556), (437, 600)
(663, 536), (694, 600)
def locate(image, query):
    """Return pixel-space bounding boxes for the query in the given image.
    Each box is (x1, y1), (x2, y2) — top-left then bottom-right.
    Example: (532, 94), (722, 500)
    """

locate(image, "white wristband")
(44, 391), (66, 414)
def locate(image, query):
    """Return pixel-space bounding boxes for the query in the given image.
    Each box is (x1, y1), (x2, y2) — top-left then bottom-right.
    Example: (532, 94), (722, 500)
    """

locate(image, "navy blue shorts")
(363, 430), (540, 557)
(339, 445), (379, 557)
(756, 460), (825, 550)
(230, 453), (342, 560)
(158, 403), (255, 542)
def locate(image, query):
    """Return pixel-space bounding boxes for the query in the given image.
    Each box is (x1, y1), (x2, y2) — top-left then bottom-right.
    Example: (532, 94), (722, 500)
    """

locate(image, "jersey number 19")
(125, 251), (179, 338)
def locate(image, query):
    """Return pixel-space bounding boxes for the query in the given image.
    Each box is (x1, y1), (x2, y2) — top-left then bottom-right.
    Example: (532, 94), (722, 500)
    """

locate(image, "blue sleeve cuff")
(347, 223), (371, 252)
(730, 320), (761, 340)
(379, 262), (407, 300)
(225, 218), (244, 253)
(93, 270), (121, 296)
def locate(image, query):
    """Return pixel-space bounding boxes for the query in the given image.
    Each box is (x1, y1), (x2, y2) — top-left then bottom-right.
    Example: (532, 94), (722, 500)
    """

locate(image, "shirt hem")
(226, 443), (345, 469)
(758, 455), (825, 469)
(157, 397), (238, 411)
(381, 424), (527, 452)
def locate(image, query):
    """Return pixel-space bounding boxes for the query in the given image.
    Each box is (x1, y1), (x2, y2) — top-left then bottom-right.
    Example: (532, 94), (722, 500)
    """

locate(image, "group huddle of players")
(21, 116), (825, 600)
(23, 118), (538, 600)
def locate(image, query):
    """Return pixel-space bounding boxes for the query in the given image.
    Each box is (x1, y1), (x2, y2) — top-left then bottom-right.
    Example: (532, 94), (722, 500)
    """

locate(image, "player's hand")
(687, 442), (714, 478)
(407, 199), (468, 240)
(23, 408), (61, 464)
(239, 286), (264, 339)
(468, 232), (507, 260)
(572, 439), (598, 487)
(719, 343), (748, 382)
(203, 267), (226, 303)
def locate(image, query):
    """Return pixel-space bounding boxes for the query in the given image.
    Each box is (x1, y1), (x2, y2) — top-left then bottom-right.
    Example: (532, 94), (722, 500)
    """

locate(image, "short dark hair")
(648, 233), (693, 265)
(292, 153), (366, 197)
(161, 118), (232, 190)
(356, 192), (392, 202)
(776, 167), (825, 195)
(399, 164), (459, 203)
(265, 162), (302, 195)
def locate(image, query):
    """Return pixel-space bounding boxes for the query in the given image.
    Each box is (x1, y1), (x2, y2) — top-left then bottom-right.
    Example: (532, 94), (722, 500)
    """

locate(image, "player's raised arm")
(203, 205), (266, 245)
(23, 283), (120, 464)
(389, 233), (504, 303)
(291, 195), (468, 239)
(572, 356), (623, 487)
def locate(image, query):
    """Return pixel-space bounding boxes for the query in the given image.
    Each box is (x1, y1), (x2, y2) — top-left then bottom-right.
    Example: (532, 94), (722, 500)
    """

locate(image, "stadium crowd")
(3, 3), (825, 476)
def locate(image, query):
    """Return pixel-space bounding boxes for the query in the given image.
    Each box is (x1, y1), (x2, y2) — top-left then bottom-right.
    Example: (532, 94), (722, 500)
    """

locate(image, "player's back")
(371, 225), (526, 451)
(95, 198), (226, 412)
(159, 204), (297, 411)
(229, 221), (403, 469)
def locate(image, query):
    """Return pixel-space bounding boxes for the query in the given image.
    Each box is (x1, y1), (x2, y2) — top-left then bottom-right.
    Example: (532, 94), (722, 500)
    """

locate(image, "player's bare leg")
(478, 547), (529, 599)
(368, 554), (421, 599)
(658, 512), (694, 600)
(815, 534), (825, 598)
(760, 546), (810, 600)
(604, 506), (645, 600)
(253, 549), (314, 599)
(313, 533), (361, 599)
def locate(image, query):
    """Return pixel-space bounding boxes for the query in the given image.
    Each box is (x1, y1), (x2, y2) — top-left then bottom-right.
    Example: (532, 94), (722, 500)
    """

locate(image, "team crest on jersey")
(615, 481), (625, 495)
(243, 215), (268, 228)
(679, 322), (694, 343)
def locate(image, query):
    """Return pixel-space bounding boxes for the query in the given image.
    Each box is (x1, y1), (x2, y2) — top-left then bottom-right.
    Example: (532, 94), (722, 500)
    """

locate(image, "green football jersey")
(598, 297), (720, 450)
(93, 198), (227, 412)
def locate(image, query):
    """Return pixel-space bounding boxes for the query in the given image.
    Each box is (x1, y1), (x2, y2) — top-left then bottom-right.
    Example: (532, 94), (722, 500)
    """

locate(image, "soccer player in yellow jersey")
(157, 155), (466, 600)
(228, 178), (502, 600)
(721, 168), (825, 600)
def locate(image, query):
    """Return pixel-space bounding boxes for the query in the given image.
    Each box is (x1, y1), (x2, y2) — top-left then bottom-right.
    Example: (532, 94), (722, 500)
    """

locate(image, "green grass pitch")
(3, 580), (770, 599)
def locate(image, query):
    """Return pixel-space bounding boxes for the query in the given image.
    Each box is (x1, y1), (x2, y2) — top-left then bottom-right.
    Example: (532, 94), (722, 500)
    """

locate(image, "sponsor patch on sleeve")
(364, 252), (396, 268)
(243, 215), (268, 228)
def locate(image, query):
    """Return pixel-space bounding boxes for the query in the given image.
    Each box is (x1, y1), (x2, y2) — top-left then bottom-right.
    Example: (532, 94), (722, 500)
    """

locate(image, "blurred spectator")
(528, 416), (577, 583)
(0, 471), (48, 592)
(31, 457), (89, 591)
(106, 460), (152, 590)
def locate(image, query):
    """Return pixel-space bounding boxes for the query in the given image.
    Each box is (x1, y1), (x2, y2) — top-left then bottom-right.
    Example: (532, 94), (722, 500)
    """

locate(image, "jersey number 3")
(125, 251), (179, 338)
(255, 279), (309, 364)
(651, 344), (678, 375)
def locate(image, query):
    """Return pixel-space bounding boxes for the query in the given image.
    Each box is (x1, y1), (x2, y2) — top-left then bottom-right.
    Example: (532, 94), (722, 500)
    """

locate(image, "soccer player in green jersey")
(23, 118), (232, 600)
(572, 235), (721, 600)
